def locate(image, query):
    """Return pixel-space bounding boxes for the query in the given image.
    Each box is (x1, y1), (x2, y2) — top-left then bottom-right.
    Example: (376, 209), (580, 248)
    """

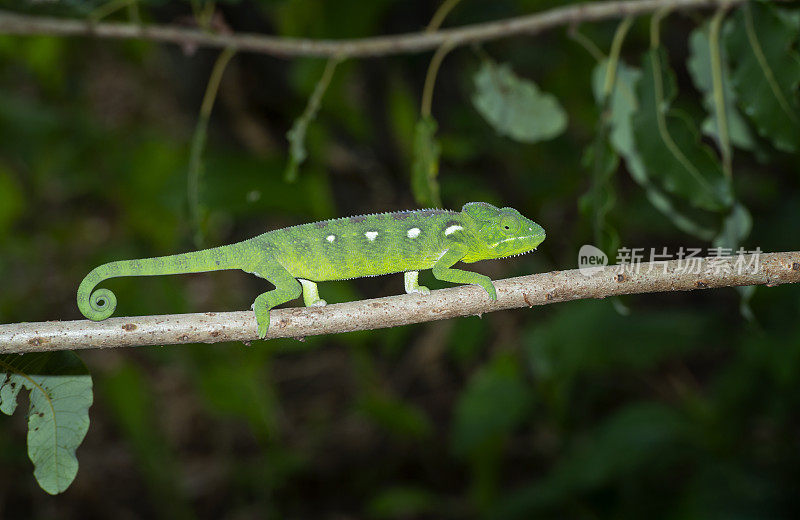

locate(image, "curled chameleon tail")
(77, 269), (119, 321)
(77, 245), (247, 321)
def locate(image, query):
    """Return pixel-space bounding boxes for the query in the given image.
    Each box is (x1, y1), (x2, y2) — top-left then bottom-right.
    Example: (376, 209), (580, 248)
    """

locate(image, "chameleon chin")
(78, 202), (546, 338)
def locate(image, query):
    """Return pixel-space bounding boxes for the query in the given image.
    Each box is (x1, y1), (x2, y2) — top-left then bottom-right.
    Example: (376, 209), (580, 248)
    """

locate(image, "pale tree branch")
(1, 252), (798, 354)
(0, 0), (747, 59)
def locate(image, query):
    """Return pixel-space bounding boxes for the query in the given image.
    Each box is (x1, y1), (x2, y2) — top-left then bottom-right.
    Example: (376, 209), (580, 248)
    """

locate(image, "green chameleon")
(78, 202), (545, 338)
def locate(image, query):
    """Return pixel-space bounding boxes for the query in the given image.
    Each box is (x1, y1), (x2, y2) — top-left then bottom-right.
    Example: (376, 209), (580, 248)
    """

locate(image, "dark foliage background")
(0, 0), (799, 518)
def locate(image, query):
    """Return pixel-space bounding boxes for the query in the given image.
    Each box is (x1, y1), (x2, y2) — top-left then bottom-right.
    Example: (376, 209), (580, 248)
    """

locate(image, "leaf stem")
(284, 55), (344, 181)
(709, 4), (732, 178)
(568, 24), (605, 62)
(188, 46), (236, 247)
(89, 0), (137, 22)
(421, 40), (455, 118)
(427, 0), (464, 33)
(603, 15), (634, 98)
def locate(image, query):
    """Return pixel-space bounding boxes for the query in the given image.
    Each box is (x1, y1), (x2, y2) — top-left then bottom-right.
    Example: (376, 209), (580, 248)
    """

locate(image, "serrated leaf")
(451, 354), (532, 457)
(687, 24), (755, 151)
(411, 116), (442, 207)
(472, 60), (567, 143)
(0, 352), (92, 495)
(592, 60), (717, 240)
(633, 48), (733, 212)
(726, 3), (800, 153)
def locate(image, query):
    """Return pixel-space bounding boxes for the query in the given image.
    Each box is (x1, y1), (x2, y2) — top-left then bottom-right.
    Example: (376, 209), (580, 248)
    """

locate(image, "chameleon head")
(459, 202), (546, 262)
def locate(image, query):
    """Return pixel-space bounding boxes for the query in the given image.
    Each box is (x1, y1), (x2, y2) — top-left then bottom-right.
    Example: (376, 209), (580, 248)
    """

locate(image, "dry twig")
(1, 251), (798, 354)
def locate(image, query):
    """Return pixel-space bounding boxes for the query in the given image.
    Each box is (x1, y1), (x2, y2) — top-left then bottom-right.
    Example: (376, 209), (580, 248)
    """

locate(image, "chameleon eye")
(500, 216), (519, 233)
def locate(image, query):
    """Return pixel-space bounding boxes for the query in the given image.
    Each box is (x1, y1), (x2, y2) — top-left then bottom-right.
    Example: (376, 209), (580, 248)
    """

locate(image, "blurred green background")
(1, 0), (799, 518)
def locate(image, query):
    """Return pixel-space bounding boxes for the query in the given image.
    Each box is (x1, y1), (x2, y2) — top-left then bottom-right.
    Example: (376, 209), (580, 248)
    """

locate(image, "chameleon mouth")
(490, 231), (545, 258)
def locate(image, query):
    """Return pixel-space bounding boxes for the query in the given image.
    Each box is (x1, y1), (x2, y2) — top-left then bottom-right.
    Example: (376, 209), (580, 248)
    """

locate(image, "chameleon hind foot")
(299, 279), (327, 307)
(251, 267), (302, 339)
(404, 271), (430, 295)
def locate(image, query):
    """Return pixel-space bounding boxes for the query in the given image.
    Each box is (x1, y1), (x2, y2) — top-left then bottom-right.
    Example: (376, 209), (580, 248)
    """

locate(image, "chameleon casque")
(78, 202), (546, 338)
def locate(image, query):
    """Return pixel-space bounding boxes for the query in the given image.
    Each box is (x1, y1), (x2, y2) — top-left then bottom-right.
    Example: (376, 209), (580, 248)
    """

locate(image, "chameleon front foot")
(252, 295), (271, 339)
(404, 271), (430, 295)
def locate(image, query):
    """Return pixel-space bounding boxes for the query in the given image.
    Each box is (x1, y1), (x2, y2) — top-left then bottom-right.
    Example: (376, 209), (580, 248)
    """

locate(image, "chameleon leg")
(251, 264), (302, 339)
(404, 271), (430, 295)
(299, 279), (327, 307)
(432, 247), (497, 300)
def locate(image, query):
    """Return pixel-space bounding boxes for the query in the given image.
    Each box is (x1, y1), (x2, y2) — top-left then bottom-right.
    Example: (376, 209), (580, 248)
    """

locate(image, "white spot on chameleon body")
(326, 235), (336, 242)
(444, 225), (463, 236)
(365, 231), (378, 241)
(407, 227), (421, 238)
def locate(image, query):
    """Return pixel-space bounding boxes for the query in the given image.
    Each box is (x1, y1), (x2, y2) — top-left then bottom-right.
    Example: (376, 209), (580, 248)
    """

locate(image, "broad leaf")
(472, 60), (567, 143)
(411, 116), (442, 208)
(633, 48), (733, 212)
(687, 24), (755, 152)
(726, 3), (800, 153)
(0, 352), (92, 495)
(592, 60), (717, 240)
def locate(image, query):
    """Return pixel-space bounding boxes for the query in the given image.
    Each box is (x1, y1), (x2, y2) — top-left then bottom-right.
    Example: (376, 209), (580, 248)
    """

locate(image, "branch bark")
(1, 251), (798, 354)
(0, 0), (746, 58)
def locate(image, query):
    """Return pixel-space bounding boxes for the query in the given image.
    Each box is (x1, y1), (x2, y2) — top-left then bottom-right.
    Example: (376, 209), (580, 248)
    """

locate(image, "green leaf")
(687, 24), (755, 151)
(451, 354), (532, 457)
(0, 352), (92, 495)
(471, 60), (567, 143)
(591, 60), (641, 162)
(633, 48), (733, 212)
(411, 116), (442, 208)
(591, 60), (717, 240)
(725, 3), (800, 153)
